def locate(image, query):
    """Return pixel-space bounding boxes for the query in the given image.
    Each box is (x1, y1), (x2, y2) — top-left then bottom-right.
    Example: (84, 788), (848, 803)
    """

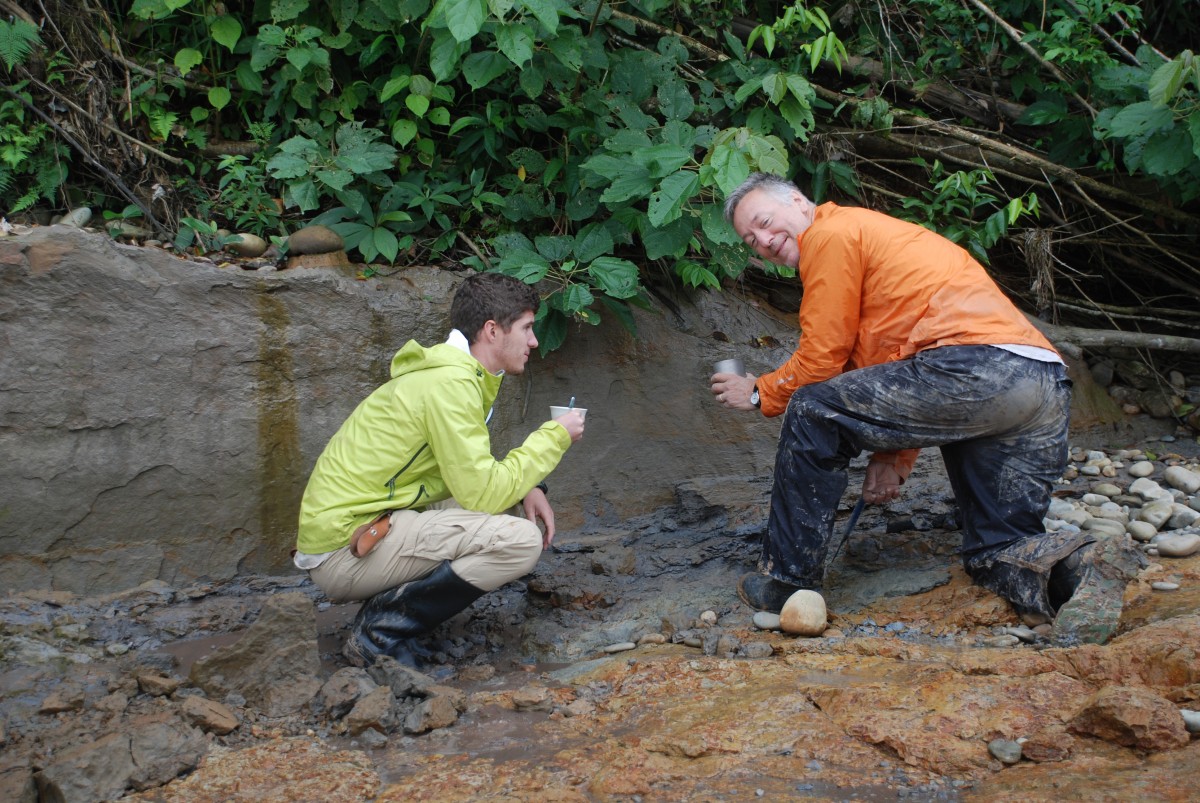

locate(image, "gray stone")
(1153, 533), (1200, 558)
(34, 732), (135, 803)
(987, 738), (1022, 764)
(1127, 461), (1156, 478)
(753, 611), (781, 630)
(345, 686), (398, 735)
(316, 667), (378, 719)
(1163, 466), (1200, 494)
(404, 695), (459, 734)
(127, 715), (208, 790)
(188, 591), (321, 716)
(0, 766), (36, 803)
(1182, 709), (1200, 734)
(1127, 520), (1158, 542)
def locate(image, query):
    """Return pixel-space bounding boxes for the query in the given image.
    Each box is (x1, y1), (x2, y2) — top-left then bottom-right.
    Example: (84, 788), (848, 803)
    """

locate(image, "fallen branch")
(1030, 316), (1200, 355)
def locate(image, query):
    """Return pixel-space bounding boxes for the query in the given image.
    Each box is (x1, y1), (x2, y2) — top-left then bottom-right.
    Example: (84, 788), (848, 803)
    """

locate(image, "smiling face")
(731, 187), (813, 269)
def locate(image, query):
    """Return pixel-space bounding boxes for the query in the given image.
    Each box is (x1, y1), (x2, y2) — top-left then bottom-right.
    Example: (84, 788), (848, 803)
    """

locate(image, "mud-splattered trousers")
(763, 345), (1083, 617)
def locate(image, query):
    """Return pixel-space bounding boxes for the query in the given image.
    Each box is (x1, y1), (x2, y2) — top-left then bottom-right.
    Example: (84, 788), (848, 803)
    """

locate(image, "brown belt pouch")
(349, 512), (392, 558)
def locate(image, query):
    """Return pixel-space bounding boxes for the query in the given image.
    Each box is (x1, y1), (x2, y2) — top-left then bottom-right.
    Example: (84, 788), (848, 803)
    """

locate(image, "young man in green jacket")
(295, 272), (586, 667)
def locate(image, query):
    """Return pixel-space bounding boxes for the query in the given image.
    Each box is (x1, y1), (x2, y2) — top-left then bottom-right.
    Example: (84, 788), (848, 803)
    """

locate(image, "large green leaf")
(647, 171), (699, 227)
(497, 245), (551, 281)
(1141, 128), (1194, 176)
(210, 16), (242, 51)
(1100, 101), (1174, 139)
(496, 23), (534, 66)
(462, 51), (510, 90)
(641, 216), (693, 260)
(519, 0), (559, 35)
(588, 256), (640, 299)
(633, 144), (693, 179)
(535, 234), (572, 261)
(1148, 58), (1187, 107)
(657, 79), (694, 121)
(438, 0), (486, 43)
(573, 223), (613, 263)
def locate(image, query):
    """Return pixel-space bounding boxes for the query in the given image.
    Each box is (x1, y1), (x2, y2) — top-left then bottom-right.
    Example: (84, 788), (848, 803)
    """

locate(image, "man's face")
(494, 310), (538, 375)
(731, 187), (809, 268)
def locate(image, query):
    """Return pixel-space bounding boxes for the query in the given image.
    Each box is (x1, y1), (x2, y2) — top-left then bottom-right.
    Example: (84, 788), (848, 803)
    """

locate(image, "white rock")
(1046, 498), (1077, 519)
(1151, 581), (1180, 591)
(1081, 493), (1111, 507)
(1167, 507), (1200, 530)
(1137, 500), (1176, 529)
(1128, 461), (1156, 478)
(699, 610), (718, 625)
(1127, 520), (1158, 542)
(1080, 465), (1101, 476)
(1153, 532), (1200, 558)
(1190, 496), (1200, 513)
(1163, 466), (1200, 494)
(61, 207), (93, 228)
(753, 611), (782, 631)
(1091, 483), (1122, 497)
(1081, 518), (1126, 537)
(1130, 477), (1168, 500)
(779, 590), (827, 636)
(1181, 709), (1200, 734)
(603, 641), (637, 654)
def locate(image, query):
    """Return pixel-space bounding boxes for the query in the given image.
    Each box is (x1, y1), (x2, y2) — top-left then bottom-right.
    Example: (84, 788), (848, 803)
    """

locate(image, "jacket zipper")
(385, 443), (429, 503)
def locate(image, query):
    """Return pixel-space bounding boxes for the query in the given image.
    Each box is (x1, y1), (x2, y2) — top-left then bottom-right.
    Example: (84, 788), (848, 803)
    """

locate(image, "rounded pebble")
(753, 611), (782, 631)
(1154, 532), (1200, 558)
(1127, 520), (1158, 542)
(288, 224), (344, 255)
(1151, 581), (1180, 591)
(983, 634), (1021, 648)
(1128, 460), (1156, 478)
(603, 641), (636, 654)
(699, 610), (718, 625)
(637, 633), (666, 645)
(987, 738), (1022, 765)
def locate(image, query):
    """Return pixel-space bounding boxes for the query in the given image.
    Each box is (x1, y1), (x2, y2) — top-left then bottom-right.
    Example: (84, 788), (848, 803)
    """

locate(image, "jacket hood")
(389, 336), (480, 380)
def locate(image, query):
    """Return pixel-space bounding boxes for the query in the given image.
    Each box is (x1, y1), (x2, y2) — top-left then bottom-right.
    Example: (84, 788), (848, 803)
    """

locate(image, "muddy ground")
(2, 417), (1199, 802)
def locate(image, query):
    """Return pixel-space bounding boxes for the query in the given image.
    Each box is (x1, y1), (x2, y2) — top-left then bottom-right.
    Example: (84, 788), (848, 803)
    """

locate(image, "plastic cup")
(550, 405), (587, 421)
(713, 358), (744, 376)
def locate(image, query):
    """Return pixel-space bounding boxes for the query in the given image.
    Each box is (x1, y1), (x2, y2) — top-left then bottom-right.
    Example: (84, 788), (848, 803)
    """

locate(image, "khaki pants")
(309, 501), (543, 603)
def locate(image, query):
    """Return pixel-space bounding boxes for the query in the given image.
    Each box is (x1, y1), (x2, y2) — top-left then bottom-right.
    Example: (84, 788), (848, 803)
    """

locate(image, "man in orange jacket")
(712, 172), (1142, 645)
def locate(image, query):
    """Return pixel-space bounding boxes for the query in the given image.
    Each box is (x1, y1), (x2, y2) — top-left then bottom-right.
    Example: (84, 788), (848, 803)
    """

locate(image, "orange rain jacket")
(756, 203), (1059, 479)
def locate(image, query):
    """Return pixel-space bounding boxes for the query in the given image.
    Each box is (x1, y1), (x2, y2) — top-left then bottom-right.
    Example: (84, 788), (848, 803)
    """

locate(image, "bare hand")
(522, 487), (557, 548)
(710, 371), (758, 411)
(863, 460), (902, 504)
(553, 409), (586, 442)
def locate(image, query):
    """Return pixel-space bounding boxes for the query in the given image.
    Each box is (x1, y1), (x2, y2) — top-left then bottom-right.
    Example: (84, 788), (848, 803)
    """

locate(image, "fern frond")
(0, 19), (42, 72)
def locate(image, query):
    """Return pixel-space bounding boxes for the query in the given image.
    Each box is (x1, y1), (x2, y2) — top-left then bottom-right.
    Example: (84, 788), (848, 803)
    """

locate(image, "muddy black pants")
(762, 345), (1071, 596)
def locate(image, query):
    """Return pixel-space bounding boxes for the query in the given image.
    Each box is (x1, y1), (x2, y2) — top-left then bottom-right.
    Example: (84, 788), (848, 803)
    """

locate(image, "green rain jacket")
(296, 339), (571, 554)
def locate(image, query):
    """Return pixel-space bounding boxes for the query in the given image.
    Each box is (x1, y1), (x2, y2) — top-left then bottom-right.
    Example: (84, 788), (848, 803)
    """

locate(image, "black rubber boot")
(737, 572), (803, 613)
(343, 561), (485, 668)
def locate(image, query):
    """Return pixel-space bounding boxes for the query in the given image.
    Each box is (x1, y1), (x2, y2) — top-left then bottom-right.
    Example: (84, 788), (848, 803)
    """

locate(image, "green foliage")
(894, 161), (1040, 264)
(0, 89), (67, 214)
(215, 123), (283, 237)
(174, 216), (241, 253)
(266, 122), (397, 213)
(0, 18), (41, 71)
(27, 0), (1198, 350)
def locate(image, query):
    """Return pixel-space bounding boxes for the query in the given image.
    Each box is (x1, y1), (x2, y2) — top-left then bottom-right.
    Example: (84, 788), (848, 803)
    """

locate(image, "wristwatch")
(750, 385), (760, 408)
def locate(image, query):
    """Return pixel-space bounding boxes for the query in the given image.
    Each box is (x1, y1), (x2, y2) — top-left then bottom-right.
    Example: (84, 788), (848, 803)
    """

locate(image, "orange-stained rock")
(1067, 685), (1191, 751)
(1047, 615), (1200, 693)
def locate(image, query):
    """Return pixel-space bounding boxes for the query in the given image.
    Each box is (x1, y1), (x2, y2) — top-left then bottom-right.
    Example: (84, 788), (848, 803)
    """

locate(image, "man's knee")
(492, 516), (544, 578)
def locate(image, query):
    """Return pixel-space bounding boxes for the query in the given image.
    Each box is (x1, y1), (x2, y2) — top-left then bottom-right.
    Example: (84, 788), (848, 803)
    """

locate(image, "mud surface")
(2, 420), (1199, 801)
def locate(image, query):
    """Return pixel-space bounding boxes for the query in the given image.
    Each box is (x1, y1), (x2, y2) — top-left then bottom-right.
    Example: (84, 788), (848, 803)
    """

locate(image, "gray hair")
(723, 172), (806, 222)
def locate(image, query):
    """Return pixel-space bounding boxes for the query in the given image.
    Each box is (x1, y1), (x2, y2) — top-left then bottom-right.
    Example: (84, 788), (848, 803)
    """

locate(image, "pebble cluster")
(1048, 446), (1200, 564)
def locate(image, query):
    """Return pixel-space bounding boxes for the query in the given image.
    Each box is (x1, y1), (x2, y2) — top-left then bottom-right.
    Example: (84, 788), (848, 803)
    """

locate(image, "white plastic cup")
(550, 405), (587, 421)
(713, 358), (744, 376)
